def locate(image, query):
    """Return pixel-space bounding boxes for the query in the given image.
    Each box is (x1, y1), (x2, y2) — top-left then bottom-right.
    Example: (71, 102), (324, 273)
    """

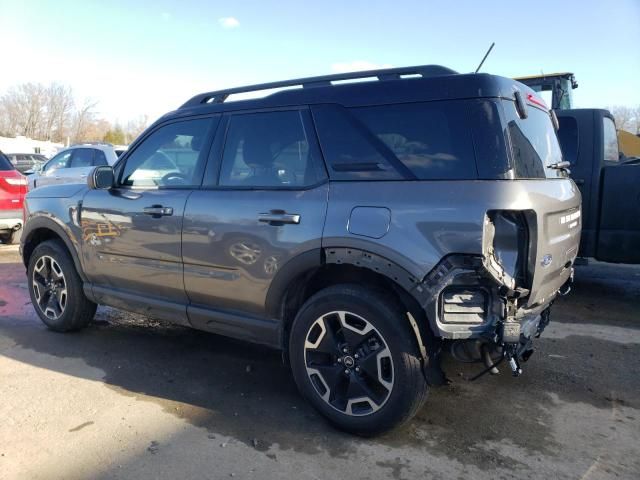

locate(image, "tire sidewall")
(289, 285), (427, 435)
(27, 240), (85, 331)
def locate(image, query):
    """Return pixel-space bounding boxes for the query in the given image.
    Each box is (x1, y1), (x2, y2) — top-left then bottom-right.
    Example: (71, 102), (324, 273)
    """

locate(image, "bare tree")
(72, 98), (98, 142)
(124, 114), (149, 143)
(43, 83), (74, 142)
(607, 105), (640, 134)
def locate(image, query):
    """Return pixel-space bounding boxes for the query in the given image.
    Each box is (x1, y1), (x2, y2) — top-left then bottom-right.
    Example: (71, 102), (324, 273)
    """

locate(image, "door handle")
(258, 211), (301, 225)
(143, 205), (173, 217)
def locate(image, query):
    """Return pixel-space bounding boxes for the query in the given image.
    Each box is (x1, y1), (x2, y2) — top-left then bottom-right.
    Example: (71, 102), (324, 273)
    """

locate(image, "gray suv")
(20, 65), (581, 435)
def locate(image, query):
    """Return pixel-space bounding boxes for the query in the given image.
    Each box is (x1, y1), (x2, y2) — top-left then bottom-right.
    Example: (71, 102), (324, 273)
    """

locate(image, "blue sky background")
(1, 0), (639, 123)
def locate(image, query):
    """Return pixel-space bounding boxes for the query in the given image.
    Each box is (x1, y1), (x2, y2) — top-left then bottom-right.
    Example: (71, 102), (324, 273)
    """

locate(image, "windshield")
(504, 101), (564, 178)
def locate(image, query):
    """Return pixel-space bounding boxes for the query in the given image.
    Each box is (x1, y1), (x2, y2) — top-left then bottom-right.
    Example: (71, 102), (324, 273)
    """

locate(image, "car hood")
(27, 183), (88, 198)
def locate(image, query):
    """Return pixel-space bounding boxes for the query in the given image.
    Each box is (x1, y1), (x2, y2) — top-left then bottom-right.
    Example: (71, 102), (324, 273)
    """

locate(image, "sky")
(1, 0), (639, 124)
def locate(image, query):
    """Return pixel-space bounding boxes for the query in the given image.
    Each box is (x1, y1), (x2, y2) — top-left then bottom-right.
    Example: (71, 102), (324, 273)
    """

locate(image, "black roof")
(162, 64), (531, 121)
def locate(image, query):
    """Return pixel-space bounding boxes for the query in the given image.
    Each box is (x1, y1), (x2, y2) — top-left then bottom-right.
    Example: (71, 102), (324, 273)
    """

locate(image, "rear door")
(80, 117), (218, 324)
(182, 108), (328, 340)
(57, 148), (95, 184)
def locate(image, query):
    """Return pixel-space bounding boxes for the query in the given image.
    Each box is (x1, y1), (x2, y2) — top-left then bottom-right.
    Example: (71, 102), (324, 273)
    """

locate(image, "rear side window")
(503, 100), (564, 178)
(603, 117), (619, 162)
(219, 111), (322, 188)
(312, 102), (476, 180)
(0, 152), (14, 171)
(70, 148), (94, 168)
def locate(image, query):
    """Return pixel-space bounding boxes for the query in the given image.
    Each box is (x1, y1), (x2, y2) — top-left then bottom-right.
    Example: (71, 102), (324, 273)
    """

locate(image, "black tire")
(27, 240), (96, 332)
(289, 284), (428, 436)
(0, 227), (20, 245)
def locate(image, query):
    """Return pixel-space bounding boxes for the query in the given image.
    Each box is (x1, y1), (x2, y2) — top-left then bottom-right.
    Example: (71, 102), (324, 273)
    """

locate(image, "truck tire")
(289, 284), (428, 436)
(0, 227), (20, 245)
(27, 239), (96, 332)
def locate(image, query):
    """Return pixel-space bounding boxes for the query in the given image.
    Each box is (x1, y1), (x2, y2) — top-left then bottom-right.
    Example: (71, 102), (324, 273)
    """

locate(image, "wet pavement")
(1, 243), (639, 479)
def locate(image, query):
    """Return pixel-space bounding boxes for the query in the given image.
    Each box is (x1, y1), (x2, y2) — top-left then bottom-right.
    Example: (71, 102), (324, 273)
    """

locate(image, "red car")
(0, 150), (27, 244)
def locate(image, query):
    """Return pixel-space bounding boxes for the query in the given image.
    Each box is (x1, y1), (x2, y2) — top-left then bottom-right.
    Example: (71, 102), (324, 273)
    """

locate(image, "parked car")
(0, 150), (27, 244)
(20, 65), (580, 435)
(28, 143), (118, 190)
(5, 153), (49, 175)
(555, 109), (640, 263)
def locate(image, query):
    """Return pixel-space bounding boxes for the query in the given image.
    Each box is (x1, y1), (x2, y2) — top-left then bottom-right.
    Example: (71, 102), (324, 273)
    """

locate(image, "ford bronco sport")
(20, 65), (580, 435)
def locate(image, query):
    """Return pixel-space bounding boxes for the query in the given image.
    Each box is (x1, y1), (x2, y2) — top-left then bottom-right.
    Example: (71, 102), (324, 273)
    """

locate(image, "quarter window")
(312, 102), (476, 180)
(120, 118), (214, 188)
(219, 111), (320, 188)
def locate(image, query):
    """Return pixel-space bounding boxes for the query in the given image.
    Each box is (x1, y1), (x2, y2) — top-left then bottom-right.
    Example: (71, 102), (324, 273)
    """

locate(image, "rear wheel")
(27, 240), (96, 332)
(289, 284), (428, 435)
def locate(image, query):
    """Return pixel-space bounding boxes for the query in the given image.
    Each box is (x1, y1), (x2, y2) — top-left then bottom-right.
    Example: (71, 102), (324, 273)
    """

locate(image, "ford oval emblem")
(541, 254), (553, 268)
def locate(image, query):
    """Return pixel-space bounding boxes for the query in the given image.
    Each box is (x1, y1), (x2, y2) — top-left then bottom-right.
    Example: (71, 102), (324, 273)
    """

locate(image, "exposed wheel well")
(280, 263), (434, 353)
(22, 228), (66, 268)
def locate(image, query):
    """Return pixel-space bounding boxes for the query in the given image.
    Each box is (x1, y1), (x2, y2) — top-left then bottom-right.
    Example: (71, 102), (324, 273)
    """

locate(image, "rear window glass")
(312, 102), (476, 180)
(0, 152), (14, 171)
(603, 117), (619, 162)
(503, 101), (564, 178)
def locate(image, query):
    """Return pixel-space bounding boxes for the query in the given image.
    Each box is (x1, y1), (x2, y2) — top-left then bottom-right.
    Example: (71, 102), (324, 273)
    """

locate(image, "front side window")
(120, 118), (214, 188)
(219, 111), (320, 188)
(70, 148), (94, 168)
(44, 150), (72, 172)
(603, 117), (619, 162)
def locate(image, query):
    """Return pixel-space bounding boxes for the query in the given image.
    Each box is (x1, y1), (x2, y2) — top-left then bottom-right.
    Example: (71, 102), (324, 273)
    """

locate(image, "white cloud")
(331, 60), (394, 73)
(218, 17), (240, 29)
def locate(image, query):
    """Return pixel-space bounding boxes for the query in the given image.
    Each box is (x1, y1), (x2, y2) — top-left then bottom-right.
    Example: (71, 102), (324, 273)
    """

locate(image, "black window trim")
(114, 114), (221, 191)
(202, 106), (329, 192)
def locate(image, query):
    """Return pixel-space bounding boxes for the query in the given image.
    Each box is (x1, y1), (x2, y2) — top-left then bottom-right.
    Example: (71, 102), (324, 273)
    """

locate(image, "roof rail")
(180, 64), (458, 108)
(70, 142), (113, 147)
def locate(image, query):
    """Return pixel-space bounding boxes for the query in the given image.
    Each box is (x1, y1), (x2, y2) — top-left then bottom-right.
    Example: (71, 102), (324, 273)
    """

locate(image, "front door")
(182, 109), (328, 338)
(81, 116), (218, 323)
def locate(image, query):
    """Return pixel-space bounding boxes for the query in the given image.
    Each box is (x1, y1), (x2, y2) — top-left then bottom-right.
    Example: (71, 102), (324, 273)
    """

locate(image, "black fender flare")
(21, 215), (87, 282)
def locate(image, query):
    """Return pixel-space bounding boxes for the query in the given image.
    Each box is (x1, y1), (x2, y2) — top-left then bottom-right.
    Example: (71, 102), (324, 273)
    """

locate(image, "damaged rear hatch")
(498, 94), (581, 308)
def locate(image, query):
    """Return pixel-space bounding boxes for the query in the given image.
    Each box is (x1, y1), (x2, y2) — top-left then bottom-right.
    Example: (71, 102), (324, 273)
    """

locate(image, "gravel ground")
(0, 243), (639, 480)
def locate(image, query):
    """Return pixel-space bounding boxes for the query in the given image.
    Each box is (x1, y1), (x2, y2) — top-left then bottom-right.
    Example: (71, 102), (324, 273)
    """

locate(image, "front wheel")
(289, 284), (428, 435)
(27, 240), (96, 332)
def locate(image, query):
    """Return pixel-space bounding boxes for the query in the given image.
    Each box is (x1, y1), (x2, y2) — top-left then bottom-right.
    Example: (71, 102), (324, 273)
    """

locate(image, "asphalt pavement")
(1, 243), (639, 480)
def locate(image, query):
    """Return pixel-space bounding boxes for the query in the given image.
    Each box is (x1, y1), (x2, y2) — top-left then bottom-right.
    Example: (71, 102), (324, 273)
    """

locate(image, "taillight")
(4, 177), (28, 186)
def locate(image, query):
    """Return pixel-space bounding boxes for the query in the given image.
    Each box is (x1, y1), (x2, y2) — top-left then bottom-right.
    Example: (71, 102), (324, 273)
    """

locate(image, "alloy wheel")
(304, 310), (394, 416)
(32, 255), (68, 320)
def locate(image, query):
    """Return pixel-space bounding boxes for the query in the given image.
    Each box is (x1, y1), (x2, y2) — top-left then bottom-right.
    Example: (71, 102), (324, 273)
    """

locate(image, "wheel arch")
(267, 247), (436, 360)
(22, 217), (87, 283)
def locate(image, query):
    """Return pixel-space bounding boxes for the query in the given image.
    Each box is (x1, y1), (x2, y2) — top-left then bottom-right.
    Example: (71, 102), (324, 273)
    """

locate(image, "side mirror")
(88, 166), (115, 190)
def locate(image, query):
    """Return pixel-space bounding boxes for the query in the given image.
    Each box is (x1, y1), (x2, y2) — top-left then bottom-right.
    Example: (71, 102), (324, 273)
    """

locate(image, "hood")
(26, 183), (88, 199)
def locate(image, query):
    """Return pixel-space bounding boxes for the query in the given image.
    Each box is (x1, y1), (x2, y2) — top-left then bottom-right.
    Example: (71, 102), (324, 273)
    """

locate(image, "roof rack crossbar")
(180, 64), (457, 108)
